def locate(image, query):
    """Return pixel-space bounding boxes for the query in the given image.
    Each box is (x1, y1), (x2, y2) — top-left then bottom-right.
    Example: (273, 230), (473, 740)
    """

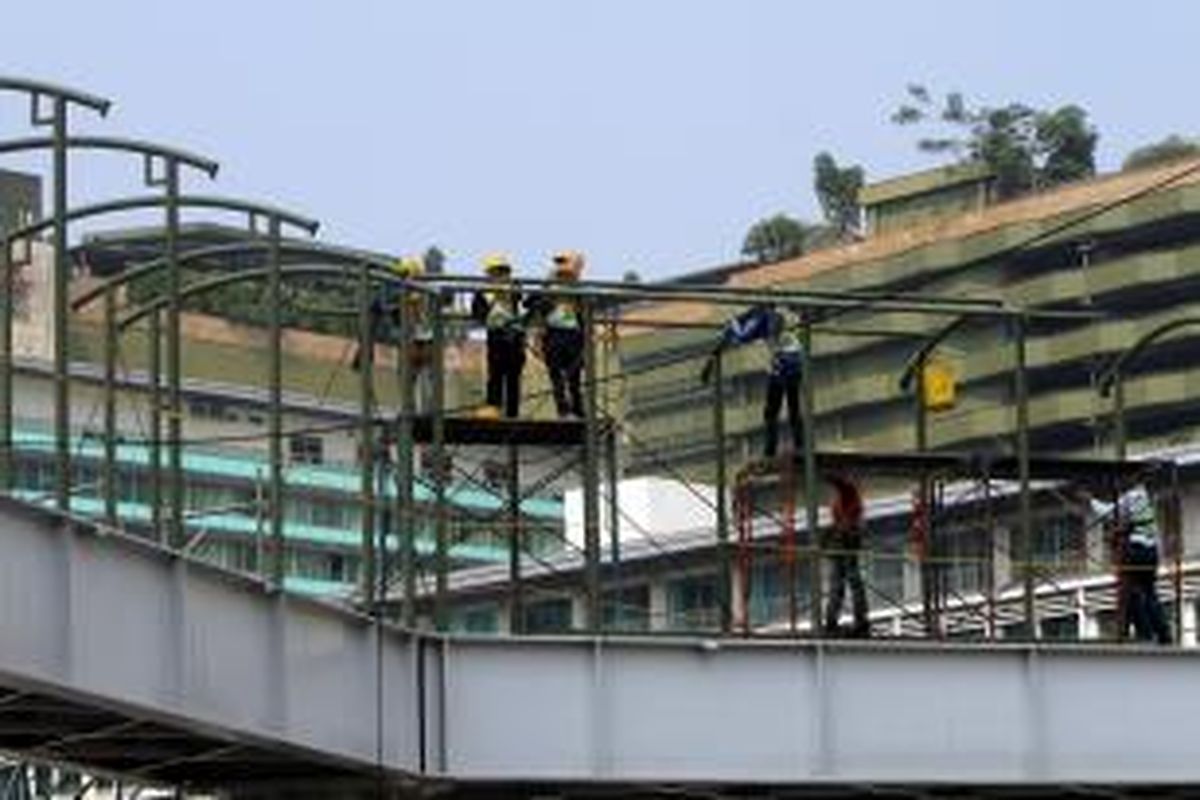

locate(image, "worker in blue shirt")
(703, 303), (805, 458)
(1094, 485), (1172, 644)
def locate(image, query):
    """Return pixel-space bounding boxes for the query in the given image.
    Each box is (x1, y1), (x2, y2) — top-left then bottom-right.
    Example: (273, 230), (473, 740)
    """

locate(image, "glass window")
(602, 585), (650, 632)
(289, 435), (324, 465)
(1040, 614), (1080, 641)
(1033, 512), (1086, 576)
(748, 562), (787, 627)
(523, 597), (574, 634)
(1001, 620), (1032, 640)
(667, 572), (719, 631)
(453, 605), (500, 634)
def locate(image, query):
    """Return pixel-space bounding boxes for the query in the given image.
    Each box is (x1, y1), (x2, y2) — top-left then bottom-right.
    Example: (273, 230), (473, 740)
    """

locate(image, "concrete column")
(649, 577), (669, 632)
(1181, 598), (1198, 648)
(729, 559), (746, 631)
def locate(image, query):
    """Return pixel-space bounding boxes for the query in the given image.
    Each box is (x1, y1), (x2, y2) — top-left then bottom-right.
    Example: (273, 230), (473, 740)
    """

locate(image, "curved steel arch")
(1096, 316), (1200, 460)
(116, 262), (419, 330)
(5, 194), (318, 252)
(72, 239), (425, 312)
(1097, 316), (1200, 397)
(0, 136), (217, 177)
(0, 76), (111, 116)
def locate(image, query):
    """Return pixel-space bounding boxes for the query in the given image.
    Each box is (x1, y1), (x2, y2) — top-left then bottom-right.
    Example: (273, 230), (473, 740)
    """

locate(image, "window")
(1001, 620), (1032, 641)
(523, 598), (574, 634)
(1040, 614), (1080, 641)
(188, 398), (236, 422)
(667, 573), (719, 631)
(453, 605), (500, 634)
(602, 585), (650, 632)
(748, 562), (787, 627)
(289, 435), (324, 465)
(1033, 513), (1086, 576)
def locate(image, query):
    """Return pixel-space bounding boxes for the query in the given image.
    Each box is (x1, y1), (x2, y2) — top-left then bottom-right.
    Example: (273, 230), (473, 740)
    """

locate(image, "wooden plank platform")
(408, 416), (587, 446)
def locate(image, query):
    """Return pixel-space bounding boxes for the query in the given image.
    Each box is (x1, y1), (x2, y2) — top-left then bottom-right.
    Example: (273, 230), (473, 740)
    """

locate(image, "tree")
(622, 269), (642, 283)
(1123, 135), (1200, 171)
(741, 214), (810, 264)
(423, 245), (446, 275)
(892, 85), (1098, 198)
(813, 152), (865, 237)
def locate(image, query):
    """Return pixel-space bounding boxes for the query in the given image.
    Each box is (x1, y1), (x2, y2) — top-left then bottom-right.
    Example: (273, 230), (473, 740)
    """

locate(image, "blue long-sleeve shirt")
(721, 305), (803, 377)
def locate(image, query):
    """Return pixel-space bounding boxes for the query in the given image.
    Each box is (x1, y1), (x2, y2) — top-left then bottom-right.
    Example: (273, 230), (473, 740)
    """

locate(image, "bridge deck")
(1, 495), (1199, 795)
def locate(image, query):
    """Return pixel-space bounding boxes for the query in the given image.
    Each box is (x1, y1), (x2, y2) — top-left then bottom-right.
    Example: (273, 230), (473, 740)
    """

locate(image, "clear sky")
(1, 1), (1197, 279)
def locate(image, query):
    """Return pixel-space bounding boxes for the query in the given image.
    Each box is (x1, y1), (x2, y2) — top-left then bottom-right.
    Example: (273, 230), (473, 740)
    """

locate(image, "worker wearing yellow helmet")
(527, 251), (586, 418)
(470, 253), (527, 418)
(353, 253), (435, 410)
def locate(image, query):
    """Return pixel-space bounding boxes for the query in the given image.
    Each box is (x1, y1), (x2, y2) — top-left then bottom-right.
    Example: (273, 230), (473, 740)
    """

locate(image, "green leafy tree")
(741, 213), (810, 264)
(1123, 135), (1200, 171)
(423, 245), (446, 275)
(892, 85), (1098, 198)
(813, 152), (865, 237)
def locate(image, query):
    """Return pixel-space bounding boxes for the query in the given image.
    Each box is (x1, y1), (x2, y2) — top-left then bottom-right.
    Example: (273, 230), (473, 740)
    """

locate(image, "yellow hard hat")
(483, 253), (512, 275)
(392, 256), (425, 279)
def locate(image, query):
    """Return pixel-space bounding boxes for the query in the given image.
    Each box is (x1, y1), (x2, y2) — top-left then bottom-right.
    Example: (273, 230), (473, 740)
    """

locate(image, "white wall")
(564, 476), (716, 550)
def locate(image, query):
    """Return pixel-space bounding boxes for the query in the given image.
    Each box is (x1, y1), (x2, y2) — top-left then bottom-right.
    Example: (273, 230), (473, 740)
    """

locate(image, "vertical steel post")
(1113, 373), (1127, 461)
(507, 442), (523, 634)
(52, 97), (71, 514)
(604, 423), (621, 625)
(603, 313), (622, 626)
(163, 158), (184, 548)
(149, 309), (163, 542)
(267, 217), (285, 588)
(915, 359), (936, 636)
(253, 472), (265, 576)
(1015, 314), (1035, 638)
(358, 262), (376, 608)
(713, 349), (732, 634)
(582, 300), (602, 632)
(431, 290), (449, 631)
(0, 236), (12, 491)
(800, 315), (822, 636)
(103, 284), (118, 528)
(395, 281), (416, 628)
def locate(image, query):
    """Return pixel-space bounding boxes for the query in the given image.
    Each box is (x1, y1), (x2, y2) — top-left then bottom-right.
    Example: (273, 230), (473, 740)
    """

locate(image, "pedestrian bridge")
(2, 495), (1200, 797)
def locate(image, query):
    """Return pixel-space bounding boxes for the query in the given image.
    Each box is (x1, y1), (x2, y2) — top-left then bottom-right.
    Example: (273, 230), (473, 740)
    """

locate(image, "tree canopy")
(813, 152), (864, 237)
(741, 213), (810, 264)
(1123, 135), (1200, 172)
(892, 85), (1098, 198)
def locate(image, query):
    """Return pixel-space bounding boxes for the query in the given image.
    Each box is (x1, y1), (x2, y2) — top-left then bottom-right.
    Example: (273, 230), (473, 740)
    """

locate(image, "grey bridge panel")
(433, 637), (1200, 785)
(0, 498), (420, 775)
(2, 495), (1200, 788)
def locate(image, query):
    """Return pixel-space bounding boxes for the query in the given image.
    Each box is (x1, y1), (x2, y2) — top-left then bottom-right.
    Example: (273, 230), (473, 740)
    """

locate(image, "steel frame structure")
(0, 71), (1188, 651)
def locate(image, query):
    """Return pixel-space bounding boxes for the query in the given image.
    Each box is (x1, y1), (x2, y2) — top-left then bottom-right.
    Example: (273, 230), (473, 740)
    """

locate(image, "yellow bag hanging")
(922, 357), (957, 412)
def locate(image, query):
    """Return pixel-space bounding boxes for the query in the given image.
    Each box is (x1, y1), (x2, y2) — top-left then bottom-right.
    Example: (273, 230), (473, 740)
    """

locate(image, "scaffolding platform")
(736, 449), (1169, 486)
(409, 415), (587, 446)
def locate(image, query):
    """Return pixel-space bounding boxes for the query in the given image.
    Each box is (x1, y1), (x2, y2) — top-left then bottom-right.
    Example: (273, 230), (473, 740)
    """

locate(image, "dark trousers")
(825, 534), (869, 636)
(544, 327), (583, 418)
(1124, 564), (1171, 644)
(764, 371), (802, 457)
(485, 330), (525, 418)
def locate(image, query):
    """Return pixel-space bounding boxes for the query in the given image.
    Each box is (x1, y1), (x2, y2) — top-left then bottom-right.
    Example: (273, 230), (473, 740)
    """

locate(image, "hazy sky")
(1, 1), (1196, 279)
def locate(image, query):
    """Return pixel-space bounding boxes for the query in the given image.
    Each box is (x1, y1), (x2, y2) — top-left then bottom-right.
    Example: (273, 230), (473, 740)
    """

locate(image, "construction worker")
(352, 255), (434, 410)
(527, 251), (586, 418)
(702, 303), (804, 458)
(824, 472), (869, 638)
(1109, 485), (1172, 644)
(471, 253), (526, 418)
